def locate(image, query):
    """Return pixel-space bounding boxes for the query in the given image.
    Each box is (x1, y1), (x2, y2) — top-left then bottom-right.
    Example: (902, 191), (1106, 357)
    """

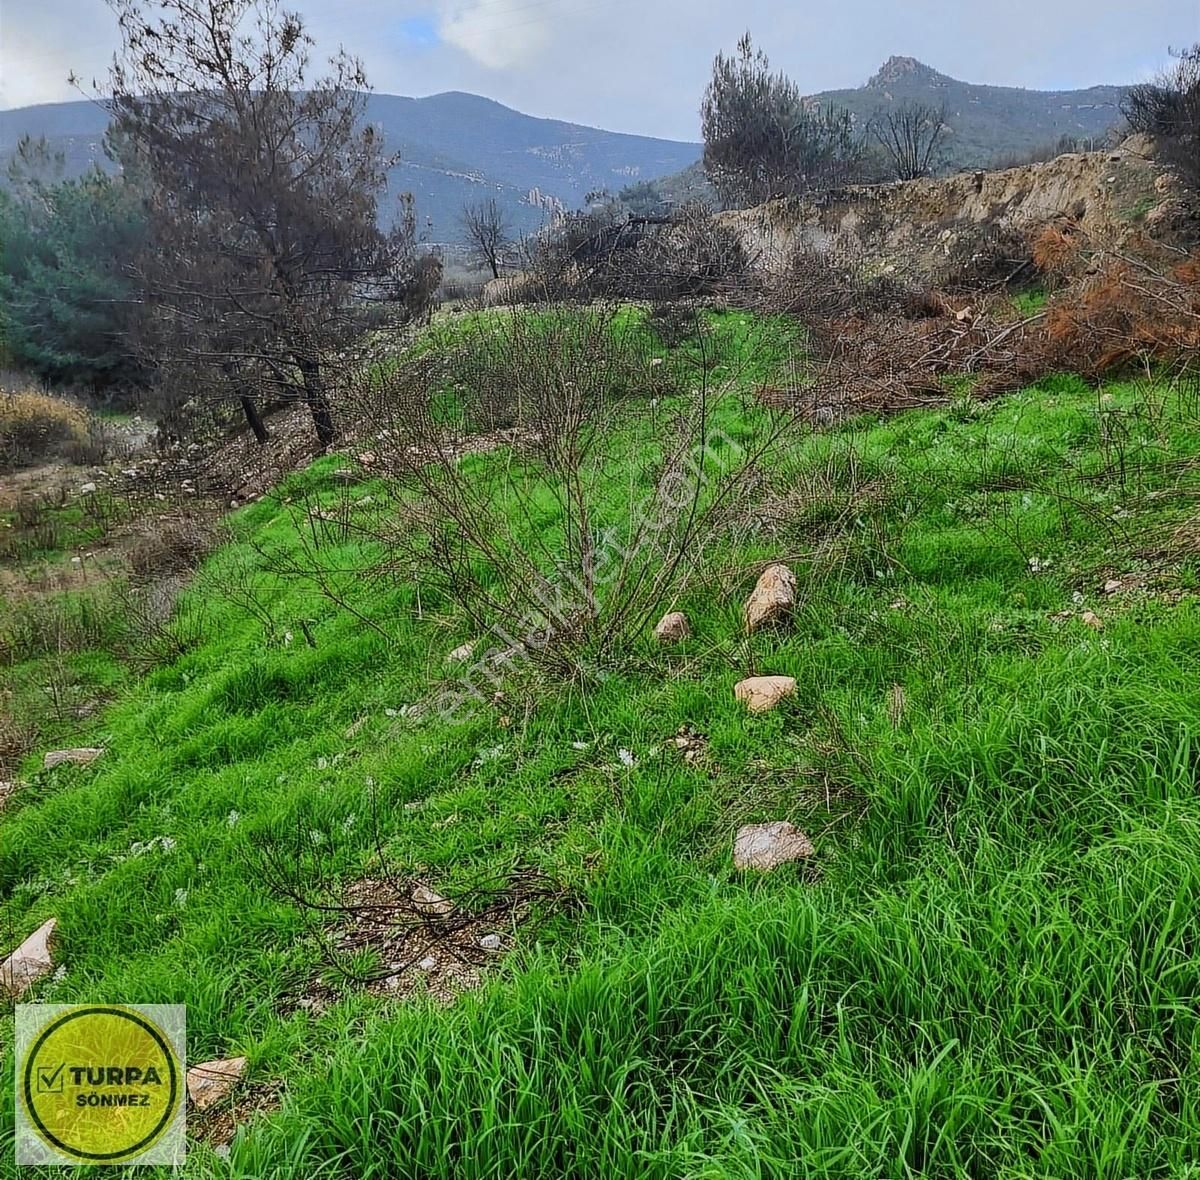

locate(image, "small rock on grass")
(744, 564), (796, 633)
(653, 611), (690, 643)
(187, 1057), (247, 1112)
(1, 919), (58, 999)
(43, 747), (104, 770)
(733, 822), (814, 871)
(447, 642), (475, 664)
(1080, 610), (1104, 629)
(734, 676), (796, 713)
(411, 885), (454, 917)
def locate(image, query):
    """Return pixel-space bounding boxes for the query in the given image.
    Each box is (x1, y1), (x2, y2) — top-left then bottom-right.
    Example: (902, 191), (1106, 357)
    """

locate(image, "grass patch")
(2, 337), (1200, 1175)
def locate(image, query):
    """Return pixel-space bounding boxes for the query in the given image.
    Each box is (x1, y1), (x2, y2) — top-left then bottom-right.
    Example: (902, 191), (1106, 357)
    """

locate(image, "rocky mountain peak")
(866, 56), (944, 89)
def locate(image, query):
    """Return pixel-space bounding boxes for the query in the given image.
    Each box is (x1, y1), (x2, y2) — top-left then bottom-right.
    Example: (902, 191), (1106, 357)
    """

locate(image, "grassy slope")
(3, 320), (1200, 1176)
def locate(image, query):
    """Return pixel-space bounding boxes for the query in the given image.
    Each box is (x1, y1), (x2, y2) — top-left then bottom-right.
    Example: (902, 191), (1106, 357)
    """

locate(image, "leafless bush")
(127, 515), (225, 580)
(522, 204), (751, 304)
(294, 301), (800, 684)
(931, 223), (1036, 293)
(1124, 44), (1200, 193)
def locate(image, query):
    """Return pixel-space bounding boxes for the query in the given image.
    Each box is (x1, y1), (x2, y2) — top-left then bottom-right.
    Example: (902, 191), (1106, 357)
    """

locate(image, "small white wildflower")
(1028, 556), (1044, 574)
(341, 814), (357, 833)
(365, 776), (375, 788)
(283, 630), (294, 646)
(385, 708), (399, 718)
(157, 836), (176, 853)
(51, 964), (68, 983)
(173, 888), (189, 908)
(1021, 493), (1033, 510)
(316, 756), (329, 770)
(617, 748), (637, 769)
(571, 741), (589, 751)
(226, 810), (241, 827)
(474, 745), (505, 765)
(309, 829), (326, 846)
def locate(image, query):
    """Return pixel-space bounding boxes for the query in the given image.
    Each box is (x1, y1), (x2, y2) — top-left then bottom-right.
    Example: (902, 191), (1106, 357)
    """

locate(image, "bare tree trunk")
(240, 395), (270, 444)
(489, 256), (500, 280)
(297, 355), (336, 447)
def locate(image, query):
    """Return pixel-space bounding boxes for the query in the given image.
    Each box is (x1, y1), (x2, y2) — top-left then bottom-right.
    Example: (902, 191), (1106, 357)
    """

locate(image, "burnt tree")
(870, 102), (947, 181)
(459, 198), (511, 280)
(106, 0), (415, 446)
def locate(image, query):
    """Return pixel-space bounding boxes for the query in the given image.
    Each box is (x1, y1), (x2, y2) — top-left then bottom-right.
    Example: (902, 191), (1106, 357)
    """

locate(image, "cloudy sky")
(1, 0), (1196, 139)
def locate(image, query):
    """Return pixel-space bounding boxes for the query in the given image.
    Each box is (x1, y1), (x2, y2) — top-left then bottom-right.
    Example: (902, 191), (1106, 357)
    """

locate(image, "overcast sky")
(1, 0), (1197, 139)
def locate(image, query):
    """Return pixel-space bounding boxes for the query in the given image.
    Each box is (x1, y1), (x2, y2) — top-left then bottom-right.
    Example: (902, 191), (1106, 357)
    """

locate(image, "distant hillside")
(812, 56), (1127, 170)
(0, 92), (701, 244)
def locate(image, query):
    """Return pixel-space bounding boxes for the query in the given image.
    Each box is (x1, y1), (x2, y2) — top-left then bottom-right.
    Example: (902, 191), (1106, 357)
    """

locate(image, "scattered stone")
(479, 933), (502, 952)
(653, 611), (691, 643)
(78, 482), (97, 496)
(186, 1057), (247, 1112)
(1102, 578), (1123, 595)
(744, 564), (797, 633)
(43, 747), (104, 770)
(733, 821), (814, 871)
(411, 885), (454, 917)
(666, 725), (709, 766)
(1080, 610), (1105, 629)
(734, 676), (796, 714)
(0, 919), (57, 999)
(447, 642), (475, 664)
(357, 451), (377, 466)
(417, 956), (438, 972)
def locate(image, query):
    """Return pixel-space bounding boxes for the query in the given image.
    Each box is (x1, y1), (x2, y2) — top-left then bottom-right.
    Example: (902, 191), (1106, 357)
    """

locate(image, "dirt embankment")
(720, 135), (1197, 277)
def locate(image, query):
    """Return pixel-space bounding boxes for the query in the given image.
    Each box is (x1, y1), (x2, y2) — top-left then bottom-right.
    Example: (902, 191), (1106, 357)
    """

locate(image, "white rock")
(417, 956), (438, 971)
(0, 918), (57, 998)
(43, 747), (104, 770)
(733, 821), (814, 871)
(734, 676), (796, 713)
(447, 642), (475, 664)
(78, 482), (97, 495)
(479, 933), (502, 951)
(744, 564), (797, 633)
(412, 885), (454, 917)
(653, 611), (690, 643)
(186, 1056), (247, 1112)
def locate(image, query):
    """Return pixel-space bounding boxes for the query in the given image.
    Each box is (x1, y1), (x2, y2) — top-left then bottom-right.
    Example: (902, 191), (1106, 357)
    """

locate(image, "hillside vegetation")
(4, 306), (1200, 1175)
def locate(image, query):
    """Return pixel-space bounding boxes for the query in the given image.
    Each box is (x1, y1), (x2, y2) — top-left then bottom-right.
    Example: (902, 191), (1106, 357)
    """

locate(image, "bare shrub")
(1123, 44), (1200, 193)
(931, 224), (1036, 293)
(127, 515), (225, 580)
(304, 302), (800, 681)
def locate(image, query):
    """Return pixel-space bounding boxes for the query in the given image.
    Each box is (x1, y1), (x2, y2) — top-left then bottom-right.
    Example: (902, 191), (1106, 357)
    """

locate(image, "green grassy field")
(3, 314), (1200, 1177)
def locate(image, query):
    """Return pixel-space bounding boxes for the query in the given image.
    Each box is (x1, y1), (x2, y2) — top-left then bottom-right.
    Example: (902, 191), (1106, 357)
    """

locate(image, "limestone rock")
(186, 1056), (247, 1112)
(733, 821), (814, 871)
(411, 885), (454, 917)
(653, 611), (690, 643)
(447, 642), (475, 664)
(0, 918), (57, 999)
(744, 564), (796, 633)
(734, 675), (796, 713)
(43, 747), (104, 770)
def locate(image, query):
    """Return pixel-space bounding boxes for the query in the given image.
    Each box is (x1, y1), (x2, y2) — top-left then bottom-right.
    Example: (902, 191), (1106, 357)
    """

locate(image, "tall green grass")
(2, 340), (1200, 1176)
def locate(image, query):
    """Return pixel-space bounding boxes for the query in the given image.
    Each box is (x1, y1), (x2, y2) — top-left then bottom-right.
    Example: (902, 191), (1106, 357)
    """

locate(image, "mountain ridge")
(0, 91), (701, 244)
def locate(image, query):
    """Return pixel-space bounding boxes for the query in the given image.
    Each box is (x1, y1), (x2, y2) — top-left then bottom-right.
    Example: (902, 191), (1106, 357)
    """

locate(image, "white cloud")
(435, 0), (554, 70)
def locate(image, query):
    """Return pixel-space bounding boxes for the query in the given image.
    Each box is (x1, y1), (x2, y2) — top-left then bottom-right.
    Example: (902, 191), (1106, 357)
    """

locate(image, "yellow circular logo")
(20, 1006), (182, 1163)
